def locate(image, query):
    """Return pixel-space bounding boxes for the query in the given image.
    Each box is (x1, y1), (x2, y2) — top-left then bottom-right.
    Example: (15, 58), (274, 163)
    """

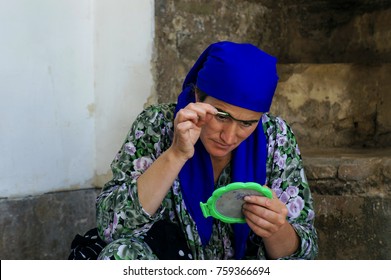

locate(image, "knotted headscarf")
(174, 41), (278, 259)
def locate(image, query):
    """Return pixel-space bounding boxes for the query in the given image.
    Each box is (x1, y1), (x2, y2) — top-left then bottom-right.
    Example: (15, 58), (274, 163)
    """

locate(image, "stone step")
(301, 147), (391, 259)
(302, 147), (391, 196)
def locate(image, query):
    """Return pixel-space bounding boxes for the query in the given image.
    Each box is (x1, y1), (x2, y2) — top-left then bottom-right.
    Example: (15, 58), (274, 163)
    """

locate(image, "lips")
(212, 139), (232, 149)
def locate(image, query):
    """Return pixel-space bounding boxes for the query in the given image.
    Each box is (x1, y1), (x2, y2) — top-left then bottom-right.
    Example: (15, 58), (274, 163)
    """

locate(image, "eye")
(215, 114), (230, 122)
(215, 111), (231, 122)
(240, 121), (256, 128)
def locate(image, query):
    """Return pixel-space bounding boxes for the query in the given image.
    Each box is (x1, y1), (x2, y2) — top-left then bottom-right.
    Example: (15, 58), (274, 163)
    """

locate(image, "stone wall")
(0, 189), (99, 259)
(304, 149), (391, 259)
(154, 0), (391, 259)
(274, 64), (391, 148)
(154, 0), (391, 101)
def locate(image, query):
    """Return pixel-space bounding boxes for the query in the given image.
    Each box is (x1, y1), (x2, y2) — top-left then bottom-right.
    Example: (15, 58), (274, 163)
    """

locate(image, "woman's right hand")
(137, 102), (215, 215)
(170, 102), (217, 160)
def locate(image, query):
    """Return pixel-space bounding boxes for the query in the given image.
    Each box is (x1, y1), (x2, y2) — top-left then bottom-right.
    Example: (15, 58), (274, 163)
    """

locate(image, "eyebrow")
(215, 108), (260, 124)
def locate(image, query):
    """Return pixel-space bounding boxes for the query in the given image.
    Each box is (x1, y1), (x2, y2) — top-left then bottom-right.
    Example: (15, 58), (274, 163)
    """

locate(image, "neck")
(211, 153), (231, 183)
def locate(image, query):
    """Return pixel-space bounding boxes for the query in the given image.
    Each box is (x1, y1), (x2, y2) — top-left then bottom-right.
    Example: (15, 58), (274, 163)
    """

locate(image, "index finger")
(186, 102), (218, 125)
(243, 194), (273, 208)
(243, 188), (283, 212)
(194, 102), (218, 115)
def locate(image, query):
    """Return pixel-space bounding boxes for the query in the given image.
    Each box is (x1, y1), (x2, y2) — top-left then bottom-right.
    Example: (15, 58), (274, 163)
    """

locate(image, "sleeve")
(96, 104), (174, 243)
(262, 114), (319, 260)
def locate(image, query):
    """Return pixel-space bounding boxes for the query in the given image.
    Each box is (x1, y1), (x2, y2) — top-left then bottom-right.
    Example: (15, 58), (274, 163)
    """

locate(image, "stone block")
(313, 194), (391, 260)
(338, 158), (382, 182)
(382, 158), (391, 181)
(272, 64), (391, 148)
(304, 158), (338, 180)
(0, 188), (100, 260)
(267, 1), (391, 63)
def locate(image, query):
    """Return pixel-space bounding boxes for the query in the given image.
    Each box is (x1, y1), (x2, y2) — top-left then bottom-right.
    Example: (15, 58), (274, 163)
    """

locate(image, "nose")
(220, 123), (238, 145)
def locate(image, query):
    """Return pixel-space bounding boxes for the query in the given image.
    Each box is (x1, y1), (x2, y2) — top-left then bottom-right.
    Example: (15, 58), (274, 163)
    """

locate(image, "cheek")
(235, 127), (258, 143)
(243, 127), (258, 137)
(200, 122), (218, 138)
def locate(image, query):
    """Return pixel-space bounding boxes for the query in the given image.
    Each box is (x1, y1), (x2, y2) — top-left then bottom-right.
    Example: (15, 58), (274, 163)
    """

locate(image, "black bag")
(143, 220), (193, 260)
(68, 228), (106, 260)
(68, 220), (192, 260)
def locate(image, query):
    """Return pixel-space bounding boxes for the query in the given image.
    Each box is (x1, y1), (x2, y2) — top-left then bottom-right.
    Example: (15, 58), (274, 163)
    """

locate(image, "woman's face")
(199, 96), (262, 160)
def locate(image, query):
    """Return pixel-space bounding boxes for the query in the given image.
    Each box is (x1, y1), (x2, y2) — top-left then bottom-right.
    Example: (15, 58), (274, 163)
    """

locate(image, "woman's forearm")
(137, 147), (188, 215)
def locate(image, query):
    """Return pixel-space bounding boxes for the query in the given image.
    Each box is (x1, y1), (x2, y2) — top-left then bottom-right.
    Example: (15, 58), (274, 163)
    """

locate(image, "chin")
(205, 144), (235, 158)
(201, 137), (237, 157)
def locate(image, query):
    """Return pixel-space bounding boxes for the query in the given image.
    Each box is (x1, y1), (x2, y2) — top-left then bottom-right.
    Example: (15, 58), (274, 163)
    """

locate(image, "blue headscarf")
(174, 41), (278, 259)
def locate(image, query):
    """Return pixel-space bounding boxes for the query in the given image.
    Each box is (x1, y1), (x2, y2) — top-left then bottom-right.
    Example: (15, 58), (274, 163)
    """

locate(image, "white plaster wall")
(0, 0), (154, 197)
(94, 0), (155, 182)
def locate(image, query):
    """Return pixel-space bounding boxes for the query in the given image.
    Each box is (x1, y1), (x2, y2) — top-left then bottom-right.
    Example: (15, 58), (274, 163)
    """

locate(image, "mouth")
(212, 140), (232, 149)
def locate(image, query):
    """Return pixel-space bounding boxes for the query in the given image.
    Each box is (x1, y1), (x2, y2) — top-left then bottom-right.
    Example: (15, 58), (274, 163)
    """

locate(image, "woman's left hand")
(242, 190), (289, 238)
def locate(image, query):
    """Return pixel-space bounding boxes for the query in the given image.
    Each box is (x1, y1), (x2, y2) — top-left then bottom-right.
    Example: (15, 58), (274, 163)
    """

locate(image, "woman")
(96, 41), (318, 260)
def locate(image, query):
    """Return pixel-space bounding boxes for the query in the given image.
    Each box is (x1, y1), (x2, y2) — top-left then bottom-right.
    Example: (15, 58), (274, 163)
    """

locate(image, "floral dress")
(96, 103), (318, 260)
